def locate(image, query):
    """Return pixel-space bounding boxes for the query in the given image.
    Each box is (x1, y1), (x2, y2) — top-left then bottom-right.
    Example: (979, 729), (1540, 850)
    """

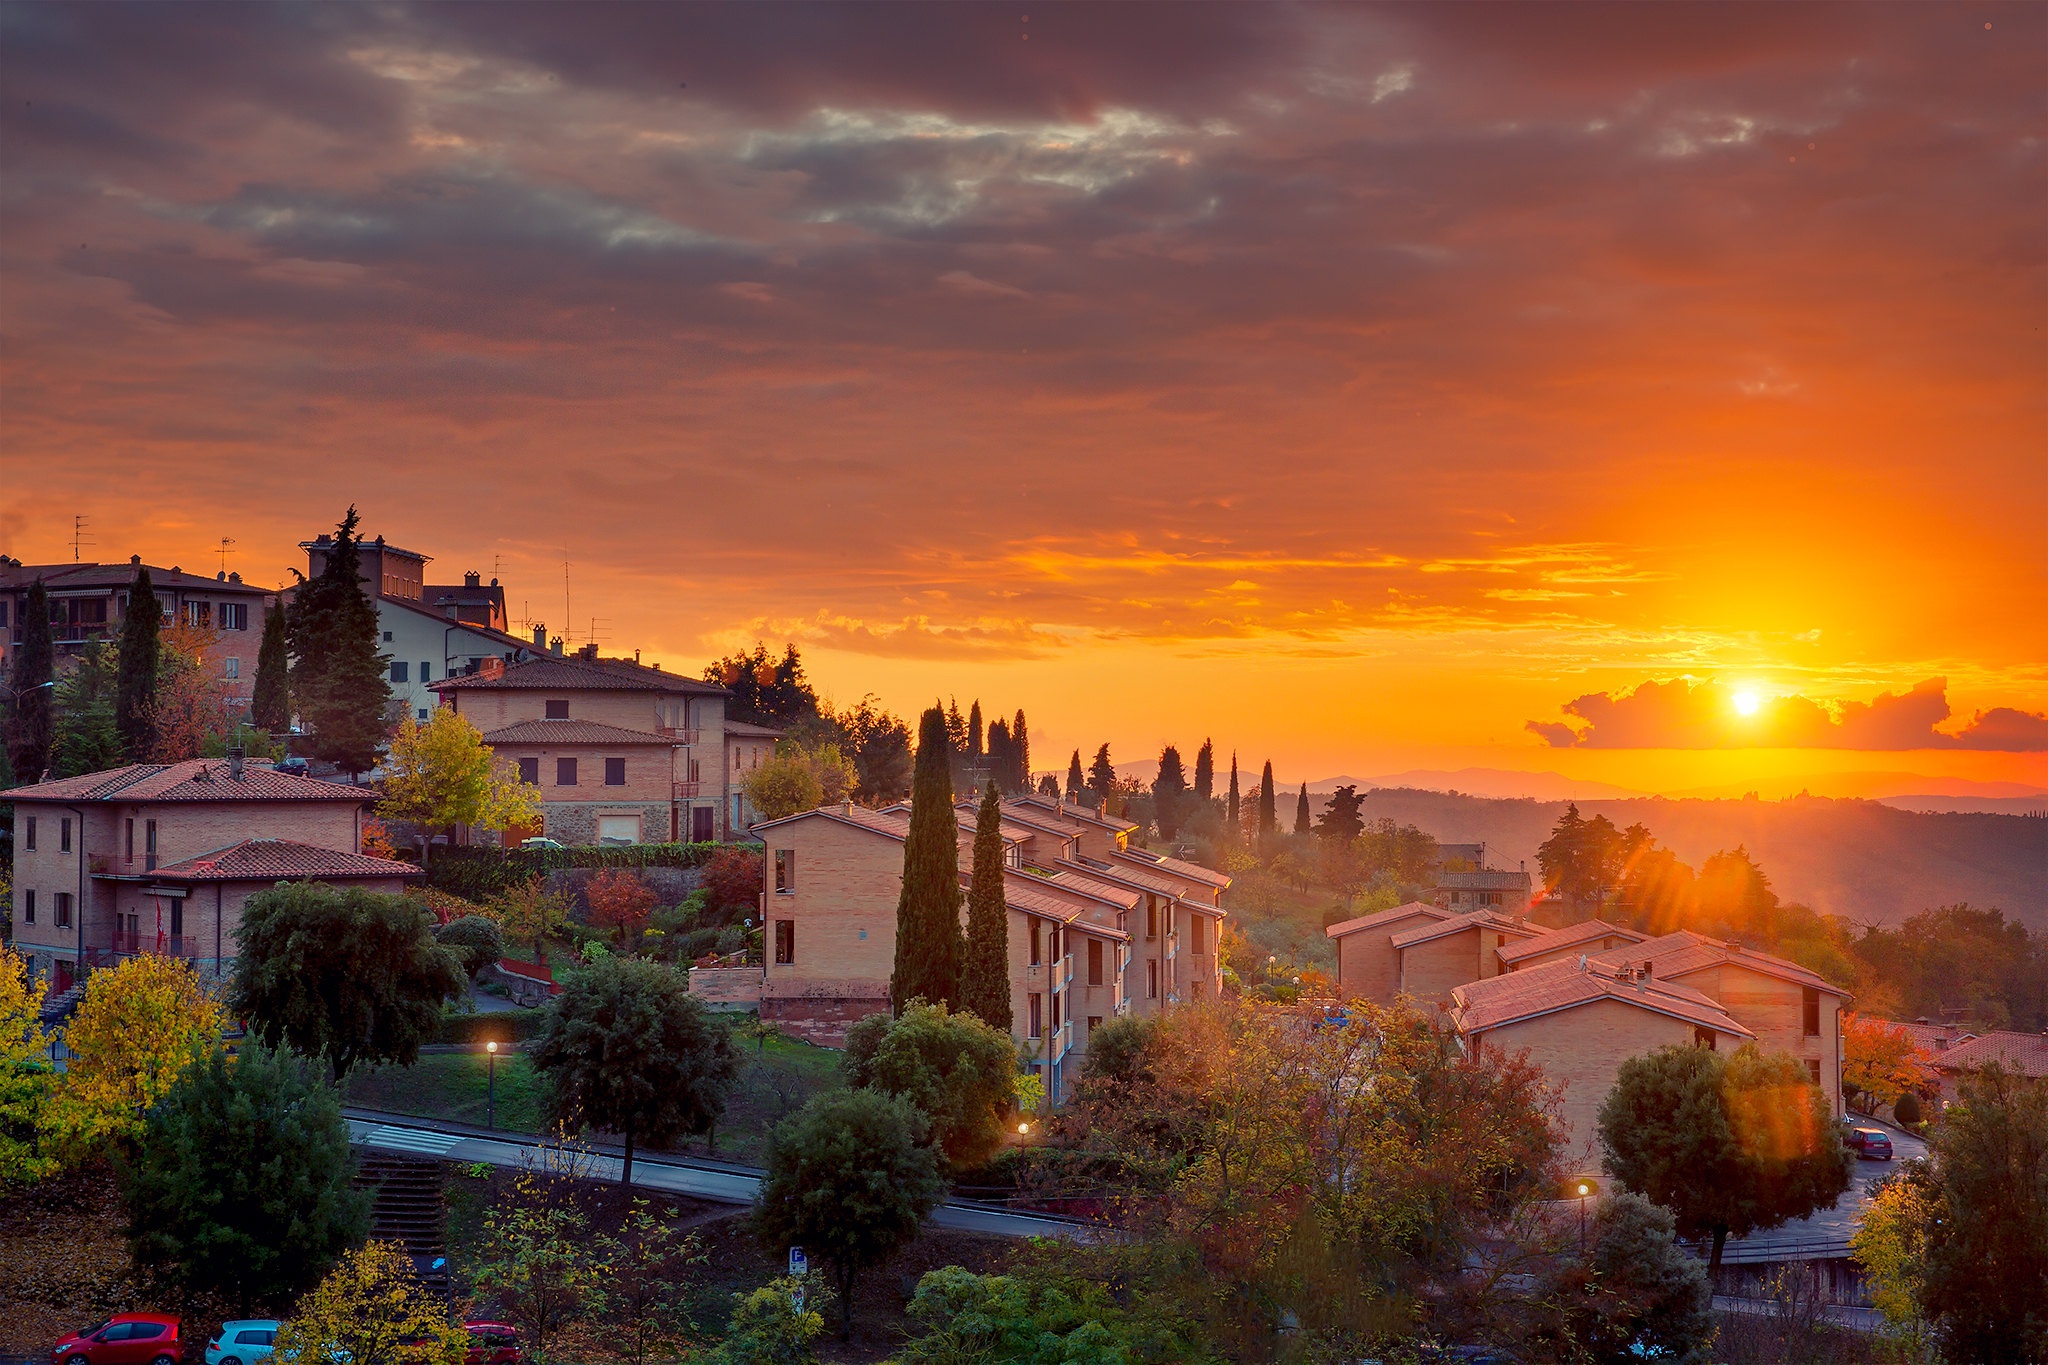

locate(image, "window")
(604, 757), (627, 786)
(1028, 993), (1043, 1039)
(0, 601), (7, 627)
(419, 661), (432, 682)
(556, 757), (578, 786)
(390, 661), (409, 683)
(223, 657), (239, 678)
(733, 748), (741, 771)
(417, 707), (429, 721)
(146, 820), (158, 856)
(1694, 1026), (1717, 1050)
(1088, 1015), (1102, 1035)
(1806, 1059), (1822, 1087)
(55, 892), (72, 928)
(597, 815), (639, 846)
(383, 630), (394, 642)
(1802, 987), (1821, 1038)
(1190, 915), (1205, 953)
(219, 601), (248, 631)
(1088, 939), (1103, 986)
(518, 757), (540, 785)
(1147, 960), (1159, 999)
(23, 817), (33, 851)
(774, 919), (795, 964)
(1030, 918), (1042, 965)
(688, 758), (702, 782)
(545, 699), (570, 719)
(1145, 898), (1157, 939)
(60, 818), (71, 853)
(187, 600), (212, 628)
(125, 819), (134, 862)
(1050, 991), (1061, 1033)
(774, 849), (796, 893)
(21, 890), (31, 925)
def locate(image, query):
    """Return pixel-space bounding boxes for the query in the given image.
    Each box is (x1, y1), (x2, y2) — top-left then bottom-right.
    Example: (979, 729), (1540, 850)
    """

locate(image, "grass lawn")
(345, 1023), (845, 1165)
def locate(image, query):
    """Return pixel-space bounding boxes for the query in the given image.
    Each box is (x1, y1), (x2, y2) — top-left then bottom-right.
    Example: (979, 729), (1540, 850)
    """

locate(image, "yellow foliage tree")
(1843, 1012), (1939, 1113)
(1852, 1164), (1937, 1348)
(39, 953), (222, 1164)
(1, 949), (58, 1185)
(494, 876), (571, 964)
(272, 1240), (465, 1365)
(743, 741), (858, 821)
(379, 709), (541, 855)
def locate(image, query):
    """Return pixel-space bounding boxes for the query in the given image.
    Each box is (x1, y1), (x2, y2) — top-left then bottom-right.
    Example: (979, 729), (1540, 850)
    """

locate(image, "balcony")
(657, 727), (702, 744)
(109, 930), (191, 957)
(672, 781), (702, 800)
(1050, 954), (1071, 994)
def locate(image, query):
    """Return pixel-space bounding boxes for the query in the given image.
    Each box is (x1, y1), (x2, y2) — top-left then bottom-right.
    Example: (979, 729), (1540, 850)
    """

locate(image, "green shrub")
(1892, 1091), (1922, 1127)
(434, 915), (506, 979)
(426, 843), (758, 900)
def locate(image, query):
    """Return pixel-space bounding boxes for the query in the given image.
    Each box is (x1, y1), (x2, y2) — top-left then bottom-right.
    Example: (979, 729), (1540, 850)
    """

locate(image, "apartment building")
(8, 755), (399, 990)
(430, 649), (759, 844)
(0, 557), (276, 710)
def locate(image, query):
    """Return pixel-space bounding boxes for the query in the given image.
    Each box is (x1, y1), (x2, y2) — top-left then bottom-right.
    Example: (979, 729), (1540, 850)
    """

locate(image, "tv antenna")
(72, 514), (93, 562)
(217, 537), (236, 573)
(562, 550), (571, 643)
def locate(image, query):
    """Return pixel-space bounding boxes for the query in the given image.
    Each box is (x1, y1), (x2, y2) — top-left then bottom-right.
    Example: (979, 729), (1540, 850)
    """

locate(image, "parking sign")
(788, 1246), (807, 1278)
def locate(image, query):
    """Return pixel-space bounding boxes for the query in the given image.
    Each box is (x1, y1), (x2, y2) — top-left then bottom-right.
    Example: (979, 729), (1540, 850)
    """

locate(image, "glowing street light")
(486, 1040), (499, 1130)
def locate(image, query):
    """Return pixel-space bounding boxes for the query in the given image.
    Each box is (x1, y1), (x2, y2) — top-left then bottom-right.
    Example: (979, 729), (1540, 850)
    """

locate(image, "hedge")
(424, 841), (762, 901)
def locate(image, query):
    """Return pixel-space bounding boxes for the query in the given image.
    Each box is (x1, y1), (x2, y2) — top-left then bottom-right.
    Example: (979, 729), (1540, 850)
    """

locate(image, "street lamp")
(486, 1041), (498, 1130)
(1573, 1176), (1599, 1249)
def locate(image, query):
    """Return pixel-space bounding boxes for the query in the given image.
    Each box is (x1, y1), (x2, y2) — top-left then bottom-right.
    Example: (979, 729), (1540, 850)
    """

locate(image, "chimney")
(130, 554), (142, 566)
(533, 623), (547, 648)
(228, 572), (241, 584)
(550, 636), (564, 655)
(228, 746), (245, 781)
(577, 642), (598, 661)
(1096, 798), (1107, 818)
(464, 570), (480, 588)
(217, 571), (227, 582)
(1641, 959), (1653, 980)
(634, 648), (641, 663)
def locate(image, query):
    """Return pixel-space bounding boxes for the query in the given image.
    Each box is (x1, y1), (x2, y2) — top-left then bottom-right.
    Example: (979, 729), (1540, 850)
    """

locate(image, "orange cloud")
(1530, 678), (2048, 751)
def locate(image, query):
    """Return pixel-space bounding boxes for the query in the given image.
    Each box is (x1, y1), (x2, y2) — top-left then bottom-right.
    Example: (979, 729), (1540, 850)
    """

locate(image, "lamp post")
(486, 1041), (498, 1130)
(1574, 1177), (1598, 1250)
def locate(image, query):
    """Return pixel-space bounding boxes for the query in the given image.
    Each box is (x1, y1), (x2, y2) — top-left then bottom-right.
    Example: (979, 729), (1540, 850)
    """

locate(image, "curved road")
(344, 1107), (1094, 1241)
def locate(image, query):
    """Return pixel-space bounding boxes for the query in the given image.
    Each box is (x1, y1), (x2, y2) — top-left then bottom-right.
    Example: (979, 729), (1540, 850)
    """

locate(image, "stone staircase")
(355, 1154), (449, 1292)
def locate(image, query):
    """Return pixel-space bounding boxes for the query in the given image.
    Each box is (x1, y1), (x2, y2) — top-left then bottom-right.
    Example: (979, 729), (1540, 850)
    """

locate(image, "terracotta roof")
(1497, 918), (1649, 967)
(751, 803), (912, 841)
(1041, 868), (1142, 910)
(723, 720), (785, 739)
(1935, 1031), (2048, 1077)
(1009, 794), (1140, 834)
(7, 760), (372, 804)
(995, 872), (1128, 935)
(0, 562), (274, 596)
(1325, 901), (1452, 940)
(1590, 930), (1847, 996)
(430, 655), (725, 695)
(1453, 957), (1753, 1038)
(1112, 847), (1231, 889)
(149, 839), (423, 882)
(947, 801), (1055, 846)
(994, 800), (1083, 840)
(1870, 1019), (1977, 1055)
(1434, 870), (1533, 891)
(482, 720), (672, 746)
(1054, 856), (1183, 899)
(1389, 908), (1539, 950)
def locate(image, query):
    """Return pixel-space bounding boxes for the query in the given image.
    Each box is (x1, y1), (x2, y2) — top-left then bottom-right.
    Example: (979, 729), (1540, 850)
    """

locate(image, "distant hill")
(1341, 789), (2047, 932)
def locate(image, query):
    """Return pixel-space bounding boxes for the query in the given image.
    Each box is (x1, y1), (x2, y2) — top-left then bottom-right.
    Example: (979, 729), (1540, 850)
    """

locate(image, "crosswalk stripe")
(366, 1125), (468, 1155)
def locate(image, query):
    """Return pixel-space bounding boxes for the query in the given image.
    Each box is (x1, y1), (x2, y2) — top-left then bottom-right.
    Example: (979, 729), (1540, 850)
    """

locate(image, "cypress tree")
(288, 508), (391, 777)
(1011, 710), (1030, 792)
(1257, 761), (1276, 840)
(1295, 782), (1311, 834)
(251, 597), (291, 735)
(960, 782), (1012, 1031)
(1065, 750), (1084, 802)
(985, 718), (1012, 792)
(1088, 744), (1116, 810)
(890, 706), (963, 1013)
(1153, 746), (1188, 838)
(967, 700), (983, 759)
(1193, 739), (1214, 804)
(7, 579), (55, 780)
(1227, 751), (1240, 829)
(115, 567), (161, 761)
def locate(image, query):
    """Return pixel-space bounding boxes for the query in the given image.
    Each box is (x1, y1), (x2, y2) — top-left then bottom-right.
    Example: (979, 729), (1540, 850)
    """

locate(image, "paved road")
(345, 1108), (1093, 1242)
(1717, 1114), (1925, 1260)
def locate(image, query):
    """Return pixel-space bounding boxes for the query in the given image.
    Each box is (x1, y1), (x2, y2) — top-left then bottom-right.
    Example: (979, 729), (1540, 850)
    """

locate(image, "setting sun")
(1733, 689), (1763, 717)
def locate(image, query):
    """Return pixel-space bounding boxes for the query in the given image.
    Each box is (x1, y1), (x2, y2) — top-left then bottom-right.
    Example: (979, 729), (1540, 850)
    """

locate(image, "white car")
(206, 1321), (280, 1365)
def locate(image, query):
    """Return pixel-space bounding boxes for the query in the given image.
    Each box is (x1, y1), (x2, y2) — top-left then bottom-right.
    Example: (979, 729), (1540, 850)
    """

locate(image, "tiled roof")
(751, 803), (912, 841)
(1112, 847), (1231, 889)
(1009, 794), (1140, 835)
(0, 562), (274, 596)
(1041, 868), (1142, 910)
(1389, 908), (1539, 949)
(994, 801), (1082, 839)
(482, 720), (672, 746)
(377, 596), (537, 655)
(431, 655), (725, 695)
(1055, 856), (1183, 899)
(1590, 931), (1846, 996)
(149, 839), (423, 882)
(1325, 901), (1451, 939)
(995, 872), (1127, 935)
(1870, 1019), (1977, 1055)
(7, 760), (372, 804)
(1935, 1031), (2048, 1077)
(1453, 957), (1753, 1038)
(724, 720), (785, 739)
(1434, 870), (1532, 890)
(946, 801), (1053, 845)
(1497, 918), (1648, 967)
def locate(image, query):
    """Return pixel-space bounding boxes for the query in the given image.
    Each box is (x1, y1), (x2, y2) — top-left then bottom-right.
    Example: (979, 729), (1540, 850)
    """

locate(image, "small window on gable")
(545, 699), (570, 719)
(1802, 987), (1821, 1038)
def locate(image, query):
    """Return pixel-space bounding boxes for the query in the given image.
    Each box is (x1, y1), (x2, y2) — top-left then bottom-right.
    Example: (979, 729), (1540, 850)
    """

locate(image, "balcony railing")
(657, 727), (702, 744)
(672, 781), (702, 799)
(110, 931), (191, 957)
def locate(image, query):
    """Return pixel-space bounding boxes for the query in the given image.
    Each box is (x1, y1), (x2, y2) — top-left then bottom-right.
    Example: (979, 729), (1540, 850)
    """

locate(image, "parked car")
(519, 837), (565, 851)
(462, 1324), (521, 1365)
(1841, 1124), (1895, 1160)
(205, 1322), (279, 1365)
(51, 1315), (182, 1365)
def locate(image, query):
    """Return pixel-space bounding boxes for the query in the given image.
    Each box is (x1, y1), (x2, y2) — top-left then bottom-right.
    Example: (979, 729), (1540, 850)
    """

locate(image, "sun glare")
(1732, 688), (1762, 717)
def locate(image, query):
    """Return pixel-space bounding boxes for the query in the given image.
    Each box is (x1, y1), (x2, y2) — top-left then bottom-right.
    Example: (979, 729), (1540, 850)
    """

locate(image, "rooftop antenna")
(562, 550), (571, 645)
(493, 552), (505, 581)
(72, 514), (93, 562)
(217, 537), (236, 574)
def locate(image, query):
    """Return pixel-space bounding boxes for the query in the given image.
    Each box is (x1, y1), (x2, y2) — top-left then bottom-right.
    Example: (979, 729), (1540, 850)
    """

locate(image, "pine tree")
(115, 567), (161, 761)
(7, 579), (55, 780)
(1065, 750), (1084, 802)
(1088, 744), (1116, 809)
(967, 700), (983, 759)
(1010, 710), (1030, 792)
(944, 698), (967, 754)
(890, 707), (963, 1013)
(1257, 761), (1276, 841)
(1295, 782), (1311, 834)
(985, 718), (1012, 793)
(251, 598), (291, 735)
(287, 508), (391, 777)
(960, 782), (1012, 1032)
(1193, 739), (1214, 804)
(1227, 751), (1240, 828)
(1153, 746), (1188, 839)
(53, 640), (122, 776)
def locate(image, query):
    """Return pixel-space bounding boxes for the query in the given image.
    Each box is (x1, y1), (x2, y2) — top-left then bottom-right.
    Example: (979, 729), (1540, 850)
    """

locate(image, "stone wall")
(688, 964), (764, 1011)
(762, 987), (891, 1047)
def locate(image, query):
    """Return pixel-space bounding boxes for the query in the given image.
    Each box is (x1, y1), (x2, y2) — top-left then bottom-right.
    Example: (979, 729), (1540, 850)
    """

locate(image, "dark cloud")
(1529, 678), (2048, 751)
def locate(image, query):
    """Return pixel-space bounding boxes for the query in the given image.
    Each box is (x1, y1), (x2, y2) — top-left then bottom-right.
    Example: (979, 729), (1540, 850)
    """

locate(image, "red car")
(52, 1315), (182, 1365)
(462, 1323), (520, 1365)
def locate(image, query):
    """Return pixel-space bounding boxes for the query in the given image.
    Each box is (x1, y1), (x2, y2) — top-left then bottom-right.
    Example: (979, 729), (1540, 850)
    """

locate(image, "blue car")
(205, 1323), (278, 1365)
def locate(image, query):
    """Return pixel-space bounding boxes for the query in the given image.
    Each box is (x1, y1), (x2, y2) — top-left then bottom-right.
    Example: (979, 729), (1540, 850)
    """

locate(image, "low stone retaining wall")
(688, 964), (764, 1012)
(761, 989), (891, 1047)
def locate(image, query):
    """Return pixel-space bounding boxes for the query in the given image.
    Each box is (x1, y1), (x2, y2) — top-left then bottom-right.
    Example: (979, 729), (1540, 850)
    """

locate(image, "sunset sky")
(3, 3), (2043, 794)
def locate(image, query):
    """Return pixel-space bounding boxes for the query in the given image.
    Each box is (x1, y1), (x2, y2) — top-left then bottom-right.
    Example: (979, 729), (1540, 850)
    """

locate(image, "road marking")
(364, 1125), (469, 1155)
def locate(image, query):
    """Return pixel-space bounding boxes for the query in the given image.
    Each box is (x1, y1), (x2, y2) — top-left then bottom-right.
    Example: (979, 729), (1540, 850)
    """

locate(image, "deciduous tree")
(960, 784), (1012, 1033)
(1842, 1012), (1938, 1114)
(754, 1090), (947, 1339)
(706, 1279), (827, 1365)
(287, 507), (390, 776)
(601, 1200), (707, 1365)
(699, 845), (766, 915)
(1851, 1161), (1938, 1349)
(843, 998), (1014, 1170)
(251, 597), (290, 736)
(120, 1044), (369, 1312)
(743, 742), (856, 820)
(469, 1190), (610, 1360)
(379, 708), (539, 858)
(0, 949), (56, 1185)
(272, 1240), (464, 1365)
(585, 868), (658, 946)
(1537, 1191), (1713, 1365)
(493, 875), (571, 963)
(115, 566), (161, 761)
(840, 695), (913, 802)
(533, 955), (739, 1185)
(39, 953), (222, 1164)
(7, 579), (56, 779)
(230, 882), (465, 1077)
(890, 707), (963, 1013)
(1598, 1042), (1852, 1270)
(147, 622), (235, 762)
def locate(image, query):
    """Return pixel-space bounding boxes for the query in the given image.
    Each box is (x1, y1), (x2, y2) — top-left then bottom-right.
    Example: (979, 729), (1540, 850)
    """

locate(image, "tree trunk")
(621, 1125), (634, 1187)
(1710, 1226), (1727, 1274)
(839, 1264), (855, 1340)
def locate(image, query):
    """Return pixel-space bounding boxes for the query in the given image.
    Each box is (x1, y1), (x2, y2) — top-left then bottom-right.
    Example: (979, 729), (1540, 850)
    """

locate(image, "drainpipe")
(216, 883), (225, 982)
(66, 804), (88, 985)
